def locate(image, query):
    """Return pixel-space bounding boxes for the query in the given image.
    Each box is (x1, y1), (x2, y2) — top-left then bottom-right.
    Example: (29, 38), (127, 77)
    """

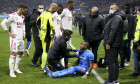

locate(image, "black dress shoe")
(30, 62), (38, 67)
(129, 72), (138, 77)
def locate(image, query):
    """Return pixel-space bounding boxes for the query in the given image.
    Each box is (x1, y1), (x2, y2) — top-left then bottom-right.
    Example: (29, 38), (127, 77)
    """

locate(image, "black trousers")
(105, 47), (119, 82)
(89, 41), (101, 63)
(119, 40), (127, 68)
(31, 34), (43, 64)
(48, 59), (64, 72)
(79, 25), (82, 36)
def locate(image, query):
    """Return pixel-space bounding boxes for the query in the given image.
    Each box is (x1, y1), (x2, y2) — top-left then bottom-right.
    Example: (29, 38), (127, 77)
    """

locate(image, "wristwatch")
(86, 72), (89, 75)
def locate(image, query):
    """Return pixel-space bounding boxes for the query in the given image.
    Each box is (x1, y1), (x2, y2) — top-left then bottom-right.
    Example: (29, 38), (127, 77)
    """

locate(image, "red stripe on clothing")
(10, 40), (14, 51)
(10, 56), (15, 59)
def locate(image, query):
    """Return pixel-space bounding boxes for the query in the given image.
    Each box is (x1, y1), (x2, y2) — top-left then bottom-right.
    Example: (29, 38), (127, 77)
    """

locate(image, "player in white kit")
(61, 1), (74, 31)
(1, 4), (27, 77)
(53, 4), (63, 38)
(61, 1), (75, 67)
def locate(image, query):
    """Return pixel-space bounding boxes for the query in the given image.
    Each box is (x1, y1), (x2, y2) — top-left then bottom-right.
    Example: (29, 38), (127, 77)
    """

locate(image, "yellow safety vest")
(134, 16), (140, 42)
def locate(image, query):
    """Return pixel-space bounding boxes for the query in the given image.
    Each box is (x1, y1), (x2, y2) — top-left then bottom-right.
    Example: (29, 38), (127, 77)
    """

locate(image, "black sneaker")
(129, 72), (138, 77)
(103, 80), (114, 84)
(113, 80), (120, 84)
(30, 62), (38, 67)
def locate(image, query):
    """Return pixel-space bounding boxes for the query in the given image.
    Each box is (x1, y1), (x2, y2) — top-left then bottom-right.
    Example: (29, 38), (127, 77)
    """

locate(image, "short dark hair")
(125, 3), (131, 7)
(58, 4), (63, 9)
(83, 41), (89, 49)
(67, 1), (74, 5)
(63, 29), (73, 37)
(110, 3), (118, 6)
(19, 4), (27, 9)
(110, 3), (119, 9)
(37, 3), (44, 7)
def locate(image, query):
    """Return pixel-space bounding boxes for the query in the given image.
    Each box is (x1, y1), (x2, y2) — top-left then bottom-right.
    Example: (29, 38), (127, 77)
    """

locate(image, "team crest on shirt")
(6, 16), (10, 19)
(57, 64), (60, 67)
(52, 18), (54, 21)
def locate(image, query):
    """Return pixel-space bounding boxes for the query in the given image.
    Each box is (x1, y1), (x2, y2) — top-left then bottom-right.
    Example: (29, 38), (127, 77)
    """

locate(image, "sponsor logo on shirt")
(17, 22), (23, 28)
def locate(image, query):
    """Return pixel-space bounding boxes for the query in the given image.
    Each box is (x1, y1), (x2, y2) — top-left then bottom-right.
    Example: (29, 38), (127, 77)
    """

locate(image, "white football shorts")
(10, 38), (24, 52)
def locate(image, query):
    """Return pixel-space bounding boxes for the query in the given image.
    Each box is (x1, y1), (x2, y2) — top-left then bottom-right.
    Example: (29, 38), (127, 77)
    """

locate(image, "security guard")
(37, 3), (58, 70)
(129, 9), (140, 77)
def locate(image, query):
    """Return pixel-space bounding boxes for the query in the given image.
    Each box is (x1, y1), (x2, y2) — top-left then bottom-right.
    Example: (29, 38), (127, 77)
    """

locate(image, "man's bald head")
(49, 3), (58, 13)
(110, 3), (119, 13)
(91, 6), (99, 16)
(92, 7), (98, 12)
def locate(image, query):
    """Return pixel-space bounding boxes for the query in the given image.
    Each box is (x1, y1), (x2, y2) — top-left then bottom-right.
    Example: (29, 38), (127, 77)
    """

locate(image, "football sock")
(26, 41), (31, 50)
(15, 55), (22, 69)
(9, 55), (15, 73)
(61, 58), (65, 66)
(41, 52), (47, 68)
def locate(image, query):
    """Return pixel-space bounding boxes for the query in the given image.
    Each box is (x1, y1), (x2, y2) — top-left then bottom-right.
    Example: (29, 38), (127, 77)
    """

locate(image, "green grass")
(0, 17), (140, 84)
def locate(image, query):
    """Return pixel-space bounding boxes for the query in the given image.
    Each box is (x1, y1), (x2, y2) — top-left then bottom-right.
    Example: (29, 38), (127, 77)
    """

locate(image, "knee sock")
(9, 55), (15, 73)
(15, 55), (22, 69)
(26, 41), (31, 50)
(41, 52), (47, 68)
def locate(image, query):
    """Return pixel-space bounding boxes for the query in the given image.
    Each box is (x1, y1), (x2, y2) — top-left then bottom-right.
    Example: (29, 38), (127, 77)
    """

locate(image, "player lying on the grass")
(1, 4), (27, 77)
(45, 41), (94, 78)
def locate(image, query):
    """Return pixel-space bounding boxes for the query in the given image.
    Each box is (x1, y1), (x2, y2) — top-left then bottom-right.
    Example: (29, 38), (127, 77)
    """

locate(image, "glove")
(76, 54), (79, 58)
(72, 49), (79, 52)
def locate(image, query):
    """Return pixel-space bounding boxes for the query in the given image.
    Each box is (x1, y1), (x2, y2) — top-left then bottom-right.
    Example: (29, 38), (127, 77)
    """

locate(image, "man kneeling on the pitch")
(47, 29), (79, 71)
(45, 41), (94, 78)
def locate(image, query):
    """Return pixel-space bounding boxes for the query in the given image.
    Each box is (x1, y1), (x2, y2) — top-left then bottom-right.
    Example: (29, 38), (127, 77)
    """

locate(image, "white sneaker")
(14, 69), (22, 73)
(124, 62), (130, 67)
(10, 72), (16, 77)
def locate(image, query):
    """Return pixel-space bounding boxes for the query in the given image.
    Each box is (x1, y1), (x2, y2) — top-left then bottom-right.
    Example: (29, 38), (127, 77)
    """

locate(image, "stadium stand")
(0, 0), (139, 14)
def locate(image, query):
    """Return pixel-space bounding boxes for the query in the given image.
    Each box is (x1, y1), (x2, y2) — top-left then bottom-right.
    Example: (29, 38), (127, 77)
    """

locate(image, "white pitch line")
(92, 69), (105, 83)
(69, 43), (105, 84)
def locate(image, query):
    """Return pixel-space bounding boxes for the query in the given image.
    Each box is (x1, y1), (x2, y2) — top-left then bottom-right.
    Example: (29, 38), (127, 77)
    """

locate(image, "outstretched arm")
(82, 62), (93, 79)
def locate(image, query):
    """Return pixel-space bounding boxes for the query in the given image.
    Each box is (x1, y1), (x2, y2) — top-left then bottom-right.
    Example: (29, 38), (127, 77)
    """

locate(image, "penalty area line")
(69, 43), (105, 84)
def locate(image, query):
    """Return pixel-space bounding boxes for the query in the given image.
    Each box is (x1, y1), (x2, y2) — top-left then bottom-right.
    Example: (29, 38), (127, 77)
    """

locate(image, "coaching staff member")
(30, 3), (44, 66)
(47, 30), (78, 71)
(103, 3), (125, 84)
(82, 7), (104, 68)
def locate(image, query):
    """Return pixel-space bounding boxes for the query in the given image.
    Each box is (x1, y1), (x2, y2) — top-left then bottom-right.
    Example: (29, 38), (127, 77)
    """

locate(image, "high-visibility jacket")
(134, 16), (140, 42)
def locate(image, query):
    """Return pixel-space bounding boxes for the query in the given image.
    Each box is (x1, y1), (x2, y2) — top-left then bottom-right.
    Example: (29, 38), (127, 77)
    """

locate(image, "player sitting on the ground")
(45, 41), (94, 79)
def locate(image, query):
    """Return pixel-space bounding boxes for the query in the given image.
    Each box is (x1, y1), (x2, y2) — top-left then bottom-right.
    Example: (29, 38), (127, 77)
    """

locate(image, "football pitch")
(0, 17), (140, 84)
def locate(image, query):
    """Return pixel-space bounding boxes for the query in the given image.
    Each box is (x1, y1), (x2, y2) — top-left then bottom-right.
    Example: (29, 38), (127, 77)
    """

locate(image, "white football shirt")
(53, 12), (62, 37)
(61, 8), (73, 30)
(1, 12), (25, 40)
